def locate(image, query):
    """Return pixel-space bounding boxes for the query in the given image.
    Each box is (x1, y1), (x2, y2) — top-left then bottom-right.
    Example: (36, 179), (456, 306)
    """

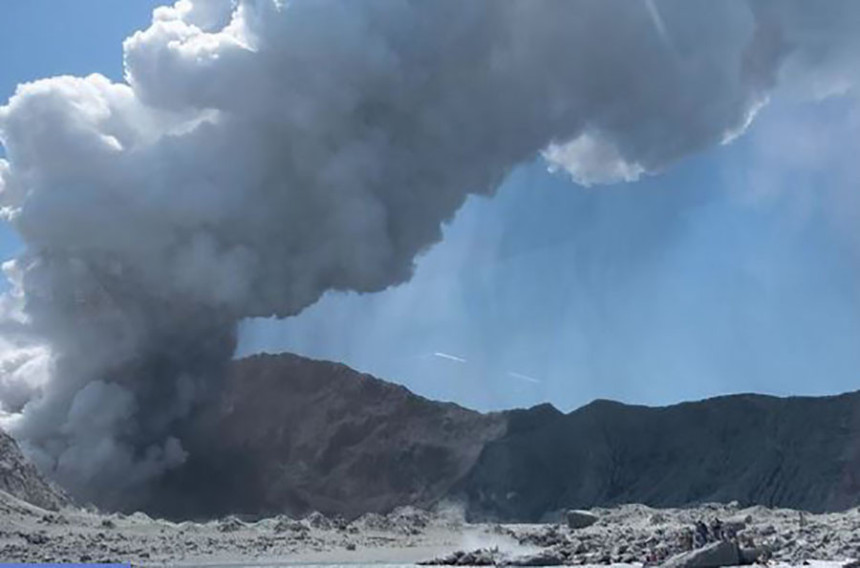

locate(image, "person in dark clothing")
(694, 521), (708, 548)
(710, 518), (723, 541)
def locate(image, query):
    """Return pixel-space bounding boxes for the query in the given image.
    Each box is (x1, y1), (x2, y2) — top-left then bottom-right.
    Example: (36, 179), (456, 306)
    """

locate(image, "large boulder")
(662, 540), (741, 568)
(566, 509), (598, 529)
(738, 545), (769, 564)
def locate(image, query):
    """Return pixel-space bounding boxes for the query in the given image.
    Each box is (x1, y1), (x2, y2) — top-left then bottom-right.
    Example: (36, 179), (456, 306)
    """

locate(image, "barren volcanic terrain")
(2, 354), (860, 565)
(141, 353), (860, 522)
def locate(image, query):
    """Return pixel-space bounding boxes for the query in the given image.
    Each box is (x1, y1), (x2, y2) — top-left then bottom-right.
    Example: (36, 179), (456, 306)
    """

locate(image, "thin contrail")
(433, 352), (467, 364)
(645, 0), (672, 50)
(508, 371), (541, 384)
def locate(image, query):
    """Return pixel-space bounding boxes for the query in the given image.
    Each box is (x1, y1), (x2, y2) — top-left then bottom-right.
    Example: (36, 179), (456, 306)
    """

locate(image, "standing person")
(680, 528), (694, 552)
(710, 518), (723, 541)
(694, 521), (708, 548)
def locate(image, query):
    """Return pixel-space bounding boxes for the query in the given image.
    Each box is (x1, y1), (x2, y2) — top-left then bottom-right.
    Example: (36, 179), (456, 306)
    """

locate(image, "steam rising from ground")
(0, 0), (858, 508)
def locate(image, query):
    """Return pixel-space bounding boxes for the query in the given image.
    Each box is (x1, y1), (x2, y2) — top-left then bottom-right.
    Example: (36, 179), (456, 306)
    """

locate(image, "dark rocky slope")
(149, 353), (507, 519)
(0, 428), (68, 510)
(456, 393), (860, 520)
(54, 351), (860, 520)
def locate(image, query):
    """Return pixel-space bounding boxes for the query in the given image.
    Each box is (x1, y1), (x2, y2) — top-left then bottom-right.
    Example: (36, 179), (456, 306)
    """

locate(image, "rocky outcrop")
(0, 429), (68, 510)
(566, 510), (598, 529)
(662, 541), (741, 568)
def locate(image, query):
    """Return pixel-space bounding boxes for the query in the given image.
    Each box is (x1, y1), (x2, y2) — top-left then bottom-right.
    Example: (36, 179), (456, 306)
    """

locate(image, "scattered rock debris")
(1, 494), (858, 566)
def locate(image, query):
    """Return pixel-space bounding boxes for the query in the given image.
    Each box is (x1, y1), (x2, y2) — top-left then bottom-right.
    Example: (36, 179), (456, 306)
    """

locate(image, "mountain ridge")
(7, 352), (860, 521)
(457, 386), (860, 520)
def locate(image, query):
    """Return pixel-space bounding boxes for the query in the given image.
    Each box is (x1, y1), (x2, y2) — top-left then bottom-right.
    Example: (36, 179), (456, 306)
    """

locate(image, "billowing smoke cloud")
(0, 0), (857, 508)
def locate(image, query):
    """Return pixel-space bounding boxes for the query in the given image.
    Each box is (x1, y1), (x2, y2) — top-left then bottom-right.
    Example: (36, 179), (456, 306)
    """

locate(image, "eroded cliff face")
(457, 393), (860, 521)
(0, 428), (69, 511)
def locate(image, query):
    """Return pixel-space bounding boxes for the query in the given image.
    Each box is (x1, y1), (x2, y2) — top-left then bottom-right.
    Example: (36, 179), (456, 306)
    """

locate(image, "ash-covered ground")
(3, 492), (860, 567)
(0, 490), (464, 565)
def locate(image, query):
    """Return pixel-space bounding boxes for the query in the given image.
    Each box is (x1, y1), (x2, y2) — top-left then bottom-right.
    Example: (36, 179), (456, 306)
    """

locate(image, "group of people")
(674, 517), (742, 552)
(643, 517), (749, 566)
(694, 518), (739, 547)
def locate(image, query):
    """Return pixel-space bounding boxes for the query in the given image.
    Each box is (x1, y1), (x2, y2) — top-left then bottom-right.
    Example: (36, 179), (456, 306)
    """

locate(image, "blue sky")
(3, 2), (860, 412)
(237, 99), (860, 411)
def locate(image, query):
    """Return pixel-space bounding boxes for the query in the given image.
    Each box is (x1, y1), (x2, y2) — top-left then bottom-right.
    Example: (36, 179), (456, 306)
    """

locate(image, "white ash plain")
(0, 491), (858, 567)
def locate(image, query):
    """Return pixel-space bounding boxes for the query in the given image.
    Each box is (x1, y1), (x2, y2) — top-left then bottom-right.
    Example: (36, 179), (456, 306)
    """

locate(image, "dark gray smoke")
(0, 0), (858, 507)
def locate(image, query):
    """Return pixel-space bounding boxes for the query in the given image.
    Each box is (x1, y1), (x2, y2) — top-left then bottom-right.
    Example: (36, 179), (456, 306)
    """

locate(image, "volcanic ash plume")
(0, 0), (857, 508)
